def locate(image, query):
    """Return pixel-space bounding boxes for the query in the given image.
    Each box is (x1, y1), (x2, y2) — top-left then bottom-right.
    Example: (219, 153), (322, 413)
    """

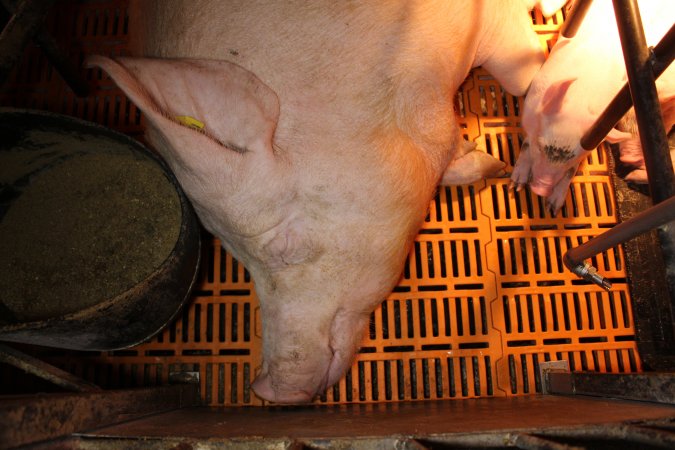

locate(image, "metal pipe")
(1, 0), (89, 96)
(0, 343), (101, 392)
(613, 0), (675, 306)
(612, 0), (675, 196)
(581, 22), (675, 151)
(560, 0), (593, 39)
(0, 0), (55, 87)
(563, 194), (675, 289)
(566, 0), (675, 302)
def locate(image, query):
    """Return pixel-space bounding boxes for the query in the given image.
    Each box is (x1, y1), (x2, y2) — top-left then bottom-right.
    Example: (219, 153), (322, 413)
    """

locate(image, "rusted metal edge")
(543, 423), (675, 448)
(42, 422), (675, 450)
(0, 343), (101, 392)
(0, 384), (200, 449)
(545, 371), (675, 405)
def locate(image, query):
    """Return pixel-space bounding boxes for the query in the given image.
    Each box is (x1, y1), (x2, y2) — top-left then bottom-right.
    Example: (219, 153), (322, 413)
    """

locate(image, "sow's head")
(87, 56), (435, 403)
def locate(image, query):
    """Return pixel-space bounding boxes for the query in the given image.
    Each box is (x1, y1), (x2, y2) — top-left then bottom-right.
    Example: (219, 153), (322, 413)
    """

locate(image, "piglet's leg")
(510, 138), (533, 191)
(544, 168), (575, 215)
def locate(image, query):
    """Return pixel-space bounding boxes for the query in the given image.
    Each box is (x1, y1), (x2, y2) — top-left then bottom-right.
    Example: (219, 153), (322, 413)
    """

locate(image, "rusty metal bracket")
(545, 371), (675, 405)
(539, 360), (571, 395)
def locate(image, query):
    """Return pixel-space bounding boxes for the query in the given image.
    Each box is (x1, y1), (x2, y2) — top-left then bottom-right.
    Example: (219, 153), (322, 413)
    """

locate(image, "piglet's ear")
(541, 78), (576, 115)
(533, 0), (568, 18)
(86, 56), (280, 157)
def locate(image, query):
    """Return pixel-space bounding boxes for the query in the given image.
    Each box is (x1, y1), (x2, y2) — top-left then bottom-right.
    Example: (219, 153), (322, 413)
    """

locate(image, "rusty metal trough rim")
(0, 108), (201, 350)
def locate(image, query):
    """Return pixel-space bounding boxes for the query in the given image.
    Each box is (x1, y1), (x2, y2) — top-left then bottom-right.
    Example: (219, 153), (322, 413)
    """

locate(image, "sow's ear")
(85, 56), (280, 158)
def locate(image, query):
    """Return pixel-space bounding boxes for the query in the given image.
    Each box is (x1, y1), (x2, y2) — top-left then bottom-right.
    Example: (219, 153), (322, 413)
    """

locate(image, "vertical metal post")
(580, 23), (675, 151)
(612, 1), (675, 195)
(612, 0), (675, 336)
(560, 0), (593, 38)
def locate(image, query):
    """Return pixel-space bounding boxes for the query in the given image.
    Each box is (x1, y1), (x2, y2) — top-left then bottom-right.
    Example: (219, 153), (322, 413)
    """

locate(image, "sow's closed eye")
(262, 225), (321, 271)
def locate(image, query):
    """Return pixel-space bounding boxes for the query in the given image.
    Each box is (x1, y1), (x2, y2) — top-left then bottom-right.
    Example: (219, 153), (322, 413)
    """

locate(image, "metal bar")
(544, 424), (675, 448)
(0, 0), (55, 87)
(566, 1), (675, 333)
(0, 343), (101, 392)
(32, 30), (90, 97)
(613, 0), (675, 198)
(560, 0), (593, 38)
(546, 371), (675, 404)
(613, 0), (675, 331)
(0, 384), (201, 449)
(563, 194), (675, 286)
(580, 22), (675, 151)
(1, 0), (89, 96)
(513, 433), (584, 450)
(621, 425), (675, 448)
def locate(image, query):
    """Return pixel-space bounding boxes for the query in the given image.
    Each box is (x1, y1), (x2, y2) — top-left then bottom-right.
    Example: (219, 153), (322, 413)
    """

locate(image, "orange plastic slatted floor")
(0, 1), (640, 406)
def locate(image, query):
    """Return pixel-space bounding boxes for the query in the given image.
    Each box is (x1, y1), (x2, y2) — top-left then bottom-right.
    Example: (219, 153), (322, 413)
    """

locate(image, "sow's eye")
(262, 226), (321, 271)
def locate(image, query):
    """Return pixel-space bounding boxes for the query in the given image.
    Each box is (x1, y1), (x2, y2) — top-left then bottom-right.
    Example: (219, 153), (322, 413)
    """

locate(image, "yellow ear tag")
(176, 115), (205, 130)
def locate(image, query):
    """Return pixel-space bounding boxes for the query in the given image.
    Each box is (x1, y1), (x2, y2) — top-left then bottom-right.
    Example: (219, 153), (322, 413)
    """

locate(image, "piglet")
(511, 0), (674, 213)
(88, 0), (548, 403)
(615, 95), (675, 183)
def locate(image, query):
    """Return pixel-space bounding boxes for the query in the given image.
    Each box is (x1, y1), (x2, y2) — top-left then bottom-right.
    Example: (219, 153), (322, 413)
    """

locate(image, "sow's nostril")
(251, 373), (314, 404)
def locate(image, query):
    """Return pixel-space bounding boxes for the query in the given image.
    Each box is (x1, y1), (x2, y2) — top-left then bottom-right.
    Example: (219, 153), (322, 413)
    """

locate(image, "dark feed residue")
(0, 150), (181, 323)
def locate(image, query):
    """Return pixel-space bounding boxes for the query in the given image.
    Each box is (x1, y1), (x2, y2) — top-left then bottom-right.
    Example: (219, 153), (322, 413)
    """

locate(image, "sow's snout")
(251, 307), (371, 403)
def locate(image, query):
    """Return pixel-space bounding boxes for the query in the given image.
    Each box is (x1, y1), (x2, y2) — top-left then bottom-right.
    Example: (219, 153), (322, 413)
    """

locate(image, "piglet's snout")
(528, 167), (562, 198)
(529, 180), (554, 197)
